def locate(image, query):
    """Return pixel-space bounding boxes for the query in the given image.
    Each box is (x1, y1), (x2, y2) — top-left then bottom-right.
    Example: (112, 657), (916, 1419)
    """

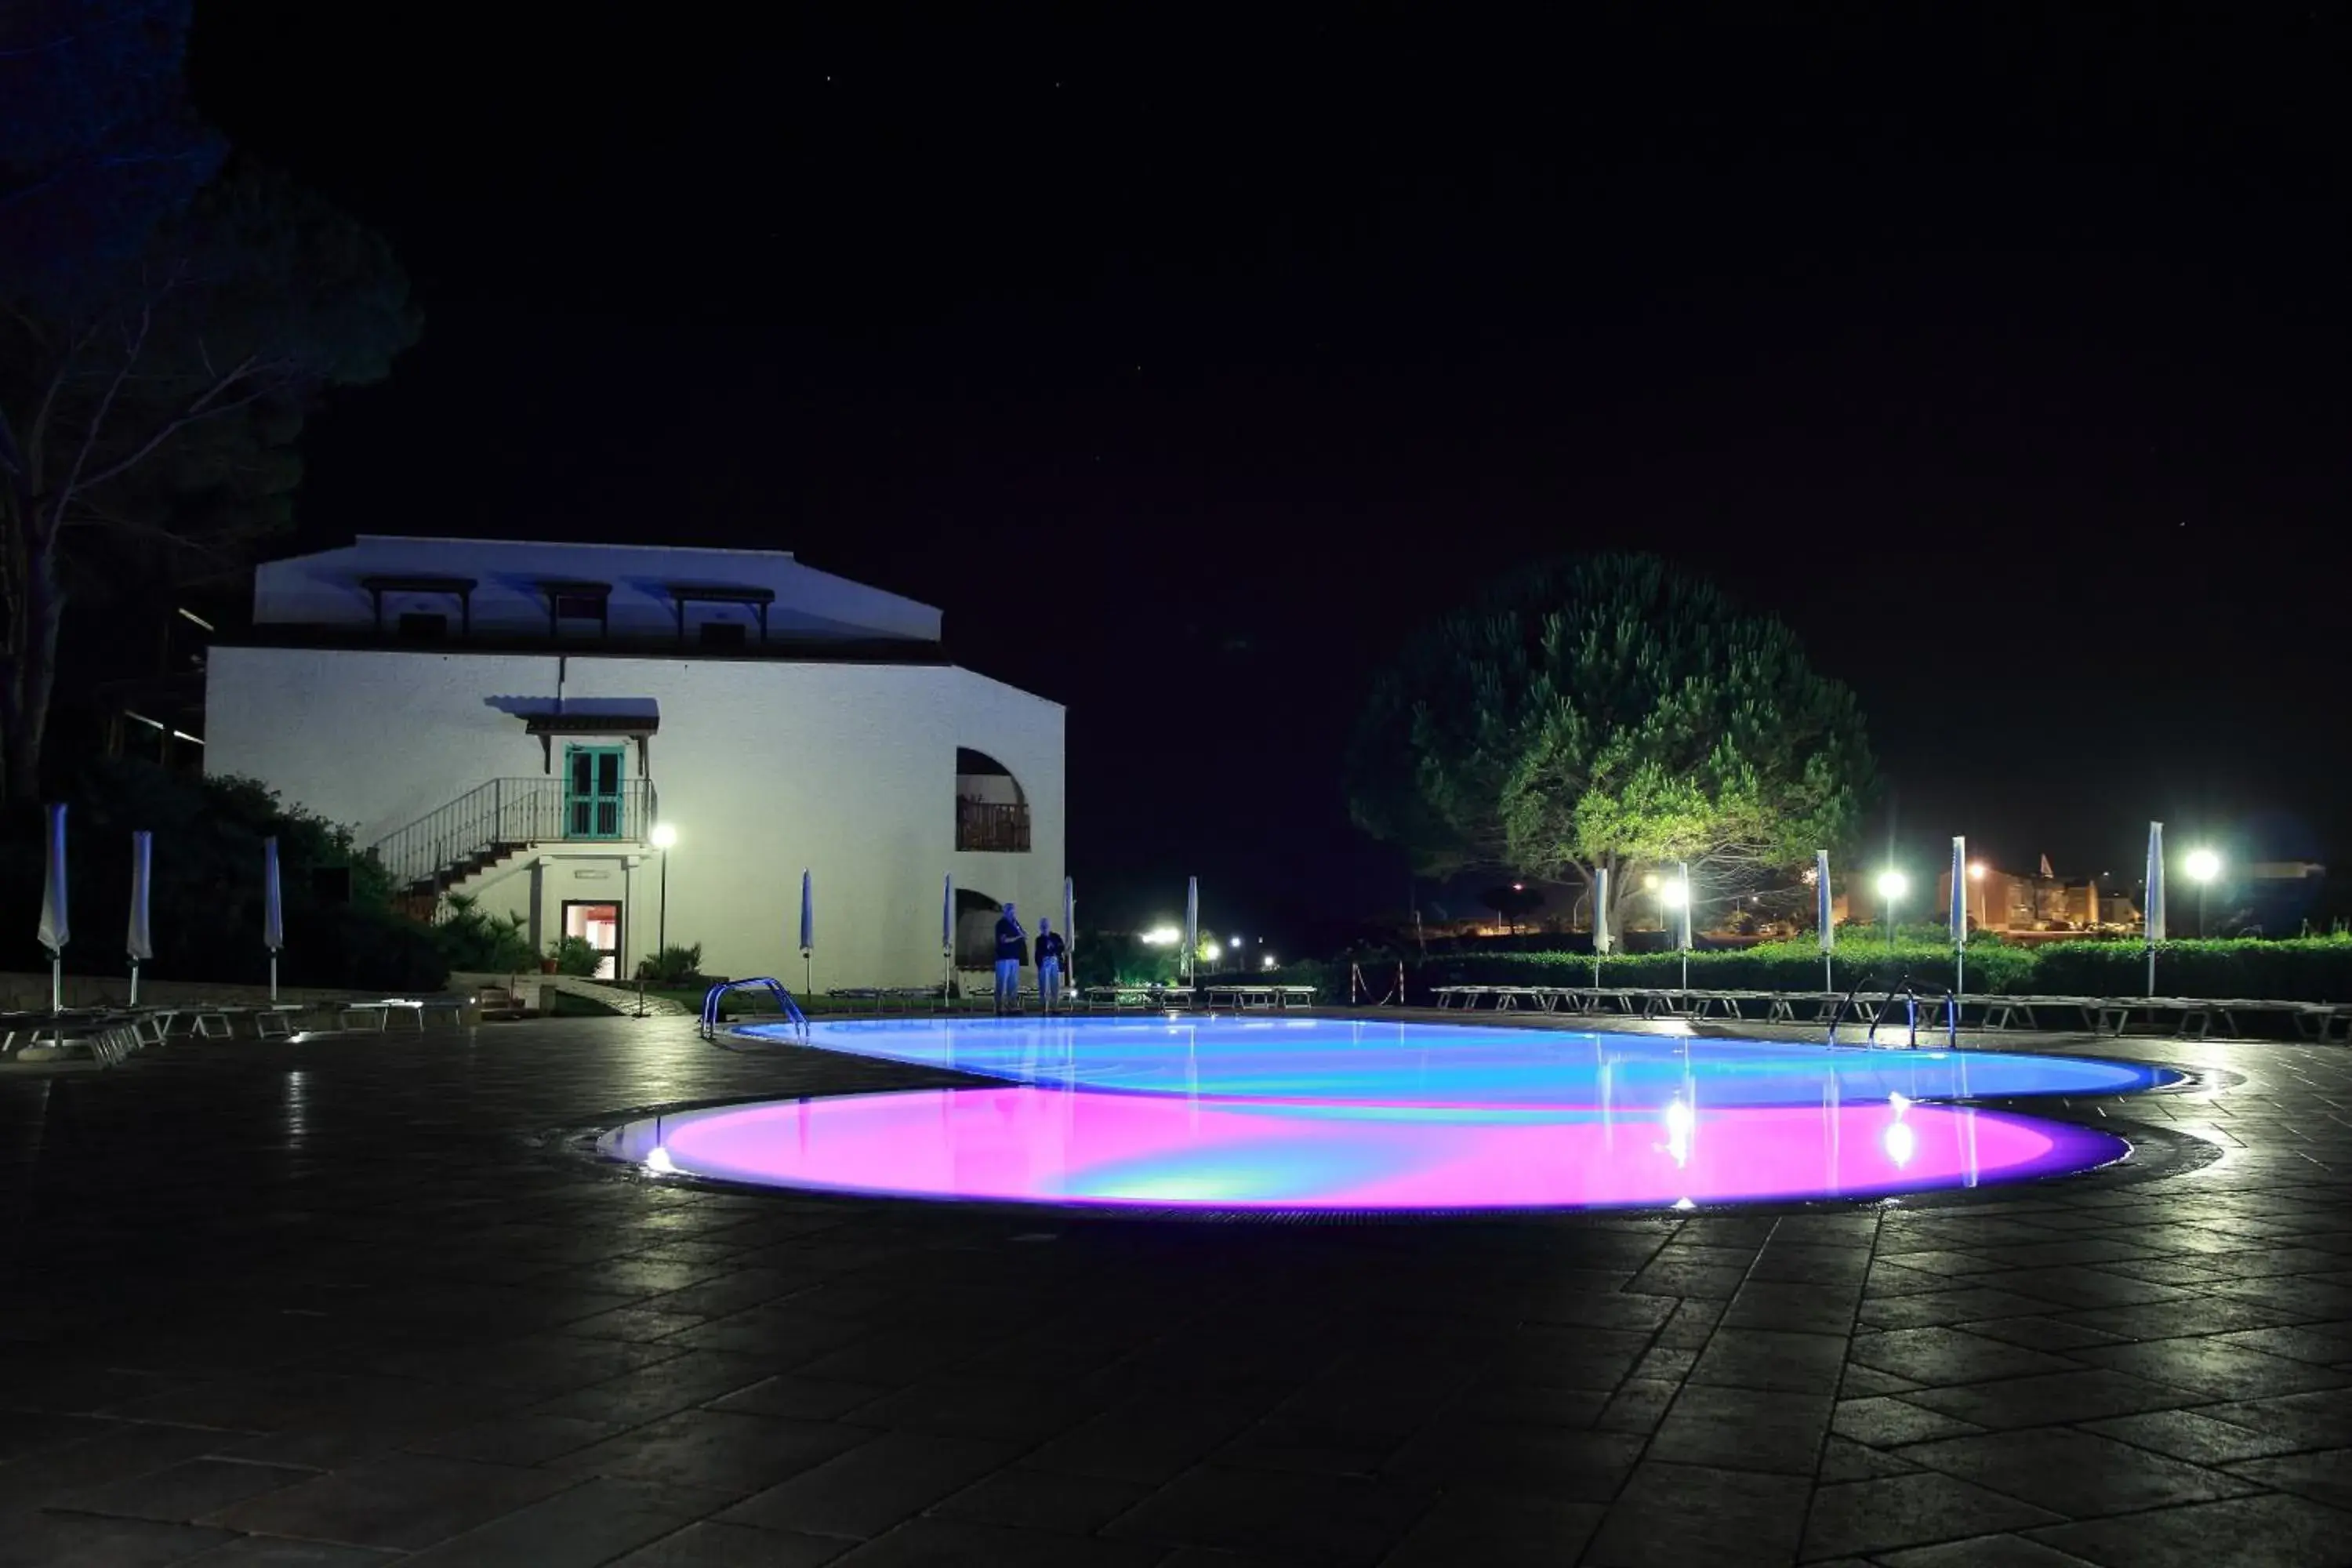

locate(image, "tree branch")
(71, 357), (285, 495)
(43, 284), (162, 541)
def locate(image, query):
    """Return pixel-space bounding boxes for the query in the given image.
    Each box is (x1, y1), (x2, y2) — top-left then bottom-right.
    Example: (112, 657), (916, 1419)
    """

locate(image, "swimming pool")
(598, 1018), (2178, 1212)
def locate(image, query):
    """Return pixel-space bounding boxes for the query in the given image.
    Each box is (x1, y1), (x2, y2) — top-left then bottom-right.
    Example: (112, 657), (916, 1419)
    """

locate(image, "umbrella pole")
(270, 951), (279, 1005)
(130, 957), (140, 1010)
(51, 954), (62, 1016)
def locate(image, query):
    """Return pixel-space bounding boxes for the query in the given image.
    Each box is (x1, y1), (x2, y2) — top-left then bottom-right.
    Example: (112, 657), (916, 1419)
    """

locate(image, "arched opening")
(956, 747), (1030, 852)
(954, 886), (1011, 967)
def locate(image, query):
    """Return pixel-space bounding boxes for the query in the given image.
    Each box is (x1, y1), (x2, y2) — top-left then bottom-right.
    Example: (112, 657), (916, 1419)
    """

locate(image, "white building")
(203, 536), (1065, 987)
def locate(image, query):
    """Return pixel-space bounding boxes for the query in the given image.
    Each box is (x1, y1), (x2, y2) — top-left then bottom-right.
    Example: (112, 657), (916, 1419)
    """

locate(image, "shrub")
(1075, 931), (1178, 988)
(635, 943), (705, 986)
(2032, 935), (2352, 1002)
(436, 894), (535, 974)
(550, 935), (601, 976)
(0, 758), (447, 992)
(1403, 933), (2352, 1001)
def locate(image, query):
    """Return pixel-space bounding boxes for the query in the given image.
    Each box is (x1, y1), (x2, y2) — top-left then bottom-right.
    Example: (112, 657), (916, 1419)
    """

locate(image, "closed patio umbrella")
(1951, 836), (1967, 1001)
(36, 804), (67, 1014)
(263, 837), (284, 1004)
(1673, 860), (1693, 991)
(798, 869), (815, 994)
(2143, 821), (2165, 996)
(1184, 877), (1199, 987)
(128, 831), (154, 1007)
(1816, 850), (1835, 993)
(1591, 866), (1612, 986)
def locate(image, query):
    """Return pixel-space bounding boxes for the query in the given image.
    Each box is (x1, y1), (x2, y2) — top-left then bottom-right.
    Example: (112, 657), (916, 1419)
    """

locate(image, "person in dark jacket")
(993, 902), (1026, 1014)
(1034, 917), (1067, 1012)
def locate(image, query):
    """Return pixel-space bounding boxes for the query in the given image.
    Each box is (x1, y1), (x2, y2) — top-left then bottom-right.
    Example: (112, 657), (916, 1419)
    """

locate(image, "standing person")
(993, 902), (1026, 1014)
(1034, 916), (1066, 1012)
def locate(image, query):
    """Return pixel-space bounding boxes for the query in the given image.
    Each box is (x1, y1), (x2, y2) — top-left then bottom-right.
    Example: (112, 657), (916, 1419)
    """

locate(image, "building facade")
(203, 537), (1064, 986)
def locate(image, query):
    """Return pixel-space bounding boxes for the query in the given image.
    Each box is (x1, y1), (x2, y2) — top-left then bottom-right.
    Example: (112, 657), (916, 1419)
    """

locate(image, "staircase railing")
(371, 777), (658, 893)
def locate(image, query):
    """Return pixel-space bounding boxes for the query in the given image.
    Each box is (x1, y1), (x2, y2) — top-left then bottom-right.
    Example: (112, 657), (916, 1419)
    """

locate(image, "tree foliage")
(0, 758), (446, 991)
(1348, 554), (1874, 917)
(2, 1), (419, 796)
(437, 894), (536, 975)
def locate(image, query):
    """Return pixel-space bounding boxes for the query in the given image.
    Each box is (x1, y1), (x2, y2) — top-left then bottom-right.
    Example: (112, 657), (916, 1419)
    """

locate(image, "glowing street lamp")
(1142, 924), (1179, 946)
(1659, 867), (1693, 989)
(2184, 848), (2221, 937)
(1876, 868), (1909, 949)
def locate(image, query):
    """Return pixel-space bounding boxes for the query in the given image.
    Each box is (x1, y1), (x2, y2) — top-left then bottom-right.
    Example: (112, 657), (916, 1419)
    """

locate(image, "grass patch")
(545, 989), (622, 1017)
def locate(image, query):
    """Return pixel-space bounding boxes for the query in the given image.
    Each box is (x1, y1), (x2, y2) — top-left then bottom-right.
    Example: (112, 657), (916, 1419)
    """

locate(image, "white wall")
(205, 647), (1064, 986)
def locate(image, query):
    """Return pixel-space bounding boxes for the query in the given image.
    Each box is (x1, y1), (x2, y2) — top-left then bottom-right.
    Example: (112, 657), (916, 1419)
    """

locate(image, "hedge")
(1265, 935), (2352, 1004)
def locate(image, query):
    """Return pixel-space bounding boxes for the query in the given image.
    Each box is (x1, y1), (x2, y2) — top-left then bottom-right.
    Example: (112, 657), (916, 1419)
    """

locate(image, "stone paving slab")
(4, 1016), (2350, 1565)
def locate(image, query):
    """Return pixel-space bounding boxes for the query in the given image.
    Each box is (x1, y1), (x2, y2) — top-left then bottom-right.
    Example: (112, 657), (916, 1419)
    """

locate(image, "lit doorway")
(563, 900), (623, 979)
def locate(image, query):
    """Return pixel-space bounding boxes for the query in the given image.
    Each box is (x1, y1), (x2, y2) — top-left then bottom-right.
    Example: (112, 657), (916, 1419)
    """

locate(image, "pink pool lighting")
(600, 1087), (2129, 1211)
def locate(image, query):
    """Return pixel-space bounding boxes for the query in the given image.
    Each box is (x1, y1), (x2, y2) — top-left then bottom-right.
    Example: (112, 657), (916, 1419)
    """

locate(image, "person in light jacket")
(1034, 917), (1066, 1012)
(993, 902), (1027, 1014)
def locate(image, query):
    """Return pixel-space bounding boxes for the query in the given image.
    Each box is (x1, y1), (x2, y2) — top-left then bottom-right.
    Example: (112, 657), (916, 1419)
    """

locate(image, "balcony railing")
(957, 798), (1031, 853)
(372, 776), (659, 893)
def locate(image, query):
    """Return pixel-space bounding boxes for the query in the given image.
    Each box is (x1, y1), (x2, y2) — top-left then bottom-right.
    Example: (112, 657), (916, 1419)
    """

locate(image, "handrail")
(370, 776), (658, 894)
(1866, 971), (1920, 1048)
(700, 977), (808, 1035)
(1826, 972), (1872, 1044)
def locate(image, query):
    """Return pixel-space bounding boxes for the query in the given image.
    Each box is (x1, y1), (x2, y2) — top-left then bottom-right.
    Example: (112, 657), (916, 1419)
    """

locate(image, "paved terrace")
(2, 1014), (2348, 1567)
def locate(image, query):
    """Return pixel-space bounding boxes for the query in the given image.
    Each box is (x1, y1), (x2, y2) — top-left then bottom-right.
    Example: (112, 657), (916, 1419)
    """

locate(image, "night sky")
(183, 7), (2347, 942)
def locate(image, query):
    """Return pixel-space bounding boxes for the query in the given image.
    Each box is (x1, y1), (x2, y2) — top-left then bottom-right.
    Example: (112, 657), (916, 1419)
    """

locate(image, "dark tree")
(1, 0), (418, 797)
(1349, 554), (1875, 924)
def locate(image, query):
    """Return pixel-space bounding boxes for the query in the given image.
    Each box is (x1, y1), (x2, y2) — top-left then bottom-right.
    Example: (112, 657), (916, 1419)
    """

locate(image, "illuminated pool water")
(598, 1019), (2174, 1211)
(737, 1016), (2181, 1109)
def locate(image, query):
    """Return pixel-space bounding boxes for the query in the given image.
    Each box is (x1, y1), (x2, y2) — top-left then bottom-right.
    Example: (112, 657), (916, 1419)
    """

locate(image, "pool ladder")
(700, 978), (809, 1036)
(1827, 970), (1958, 1049)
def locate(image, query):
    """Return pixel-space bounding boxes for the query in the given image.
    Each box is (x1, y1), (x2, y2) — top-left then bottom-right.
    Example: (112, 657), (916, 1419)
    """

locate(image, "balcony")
(957, 798), (1031, 853)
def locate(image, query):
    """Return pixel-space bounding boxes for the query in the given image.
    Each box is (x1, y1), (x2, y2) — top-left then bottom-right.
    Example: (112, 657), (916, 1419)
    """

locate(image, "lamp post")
(1877, 869), (1908, 950)
(650, 822), (677, 958)
(2185, 848), (2220, 938)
